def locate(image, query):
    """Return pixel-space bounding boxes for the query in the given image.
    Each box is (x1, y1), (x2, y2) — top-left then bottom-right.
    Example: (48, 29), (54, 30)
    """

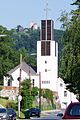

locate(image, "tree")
(0, 26), (19, 84)
(31, 87), (39, 99)
(42, 89), (54, 108)
(58, 11), (70, 30)
(71, 0), (80, 17)
(20, 79), (32, 110)
(20, 79), (39, 110)
(71, 0), (80, 9)
(59, 1), (80, 101)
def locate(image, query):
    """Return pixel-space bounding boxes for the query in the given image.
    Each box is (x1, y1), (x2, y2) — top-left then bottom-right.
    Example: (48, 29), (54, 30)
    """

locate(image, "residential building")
(2, 62), (39, 100)
(57, 77), (78, 109)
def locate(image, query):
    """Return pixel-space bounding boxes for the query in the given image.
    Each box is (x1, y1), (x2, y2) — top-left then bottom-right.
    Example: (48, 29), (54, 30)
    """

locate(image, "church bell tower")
(37, 1), (58, 92)
(37, 19), (58, 92)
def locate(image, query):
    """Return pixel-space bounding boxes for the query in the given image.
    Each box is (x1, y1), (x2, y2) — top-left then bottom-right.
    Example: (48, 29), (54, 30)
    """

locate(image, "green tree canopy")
(42, 89), (54, 108)
(59, 1), (80, 101)
(21, 79), (39, 110)
(0, 26), (20, 84)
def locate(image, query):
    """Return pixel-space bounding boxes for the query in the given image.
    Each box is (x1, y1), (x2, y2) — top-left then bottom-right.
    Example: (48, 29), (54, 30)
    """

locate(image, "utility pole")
(18, 50), (22, 118)
(39, 72), (41, 110)
(28, 65), (32, 95)
(29, 65), (31, 80)
(19, 49), (22, 94)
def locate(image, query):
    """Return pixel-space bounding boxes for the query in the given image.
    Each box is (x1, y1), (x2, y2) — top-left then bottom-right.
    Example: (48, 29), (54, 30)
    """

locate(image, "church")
(2, 19), (78, 109)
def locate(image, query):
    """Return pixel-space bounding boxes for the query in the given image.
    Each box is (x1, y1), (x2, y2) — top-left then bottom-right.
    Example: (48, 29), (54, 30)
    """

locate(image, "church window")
(41, 20), (46, 40)
(41, 41), (50, 56)
(46, 41), (50, 55)
(41, 41), (45, 56)
(47, 20), (51, 40)
(41, 20), (52, 40)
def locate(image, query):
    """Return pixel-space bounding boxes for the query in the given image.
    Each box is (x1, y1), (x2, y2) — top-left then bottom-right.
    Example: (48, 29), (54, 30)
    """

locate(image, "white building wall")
(37, 41), (58, 92)
(57, 77), (78, 109)
(4, 68), (39, 88)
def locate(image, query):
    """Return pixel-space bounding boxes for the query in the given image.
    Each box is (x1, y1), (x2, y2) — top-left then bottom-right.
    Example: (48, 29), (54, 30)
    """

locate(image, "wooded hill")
(11, 25), (64, 56)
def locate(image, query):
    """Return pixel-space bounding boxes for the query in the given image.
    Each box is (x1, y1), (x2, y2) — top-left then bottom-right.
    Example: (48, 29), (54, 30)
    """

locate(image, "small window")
(42, 81), (50, 84)
(8, 80), (12, 86)
(60, 83), (63, 87)
(64, 91), (67, 97)
(45, 60), (47, 64)
(45, 69), (47, 72)
(32, 79), (35, 87)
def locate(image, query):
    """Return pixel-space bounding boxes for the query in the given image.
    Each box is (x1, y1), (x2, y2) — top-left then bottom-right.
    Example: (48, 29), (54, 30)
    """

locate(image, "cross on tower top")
(44, 0), (51, 20)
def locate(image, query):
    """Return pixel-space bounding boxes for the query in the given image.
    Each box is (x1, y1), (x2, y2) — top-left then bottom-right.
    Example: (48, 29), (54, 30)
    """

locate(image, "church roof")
(7, 61), (38, 76)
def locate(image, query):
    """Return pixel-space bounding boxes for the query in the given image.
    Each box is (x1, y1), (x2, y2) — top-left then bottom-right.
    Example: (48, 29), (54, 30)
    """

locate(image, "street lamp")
(18, 94), (22, 118)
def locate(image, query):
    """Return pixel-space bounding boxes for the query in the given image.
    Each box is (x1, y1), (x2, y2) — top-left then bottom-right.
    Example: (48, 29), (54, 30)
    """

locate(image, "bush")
(5, 101), (17, 109)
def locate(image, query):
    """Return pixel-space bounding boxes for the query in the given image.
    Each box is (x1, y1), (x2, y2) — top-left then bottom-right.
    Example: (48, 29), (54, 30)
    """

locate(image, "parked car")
(24, 107), (41, 119)
(57, 102), (80, 119)
(0, 108), (9, 120)
(7, 108), (16, 120)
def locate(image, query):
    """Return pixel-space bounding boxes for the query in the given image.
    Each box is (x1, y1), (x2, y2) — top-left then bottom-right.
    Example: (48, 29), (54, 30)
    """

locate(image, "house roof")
(7, 62), (38, 76)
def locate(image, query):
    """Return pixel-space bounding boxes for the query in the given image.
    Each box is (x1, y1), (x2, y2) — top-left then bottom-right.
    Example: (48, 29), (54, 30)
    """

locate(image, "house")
(1, 62), (39, 100)
(57, 77), (78, 109)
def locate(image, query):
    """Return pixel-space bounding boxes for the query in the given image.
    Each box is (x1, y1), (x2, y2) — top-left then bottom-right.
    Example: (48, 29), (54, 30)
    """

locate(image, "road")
(18, 109), (65, 120)
(0, 105), (64, 120)
(30, 110), (62, 120)
(31, 109), (65, 120)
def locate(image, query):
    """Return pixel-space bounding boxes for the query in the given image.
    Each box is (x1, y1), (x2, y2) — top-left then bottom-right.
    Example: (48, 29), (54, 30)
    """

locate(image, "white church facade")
(2, 19), (78, 109)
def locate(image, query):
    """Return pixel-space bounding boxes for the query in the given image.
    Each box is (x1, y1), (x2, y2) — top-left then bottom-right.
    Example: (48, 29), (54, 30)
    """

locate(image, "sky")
(0, 0), (76, 30)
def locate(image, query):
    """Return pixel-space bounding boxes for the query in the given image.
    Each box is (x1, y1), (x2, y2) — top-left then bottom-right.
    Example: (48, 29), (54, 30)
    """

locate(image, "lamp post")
(18, 94), (22, 118)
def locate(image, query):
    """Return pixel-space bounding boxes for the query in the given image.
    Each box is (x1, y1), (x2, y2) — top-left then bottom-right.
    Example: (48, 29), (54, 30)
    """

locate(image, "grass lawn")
(0, 98), (10, 107)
